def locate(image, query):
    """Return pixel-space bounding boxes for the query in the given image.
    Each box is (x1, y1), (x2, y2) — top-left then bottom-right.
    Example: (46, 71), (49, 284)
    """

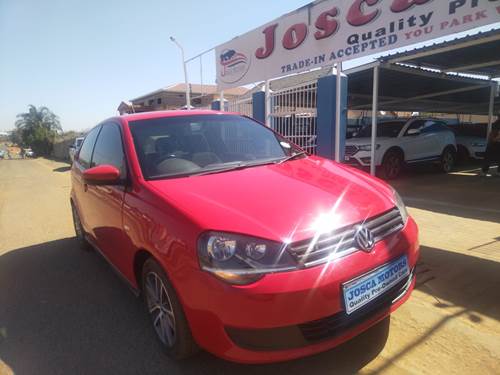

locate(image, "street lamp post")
(170, 36), (191, 110)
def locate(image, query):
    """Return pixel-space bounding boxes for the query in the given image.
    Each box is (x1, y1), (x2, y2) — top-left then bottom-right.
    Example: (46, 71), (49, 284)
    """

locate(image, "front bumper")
(344, 150), (379, 167)
(180, 217), (419, 363)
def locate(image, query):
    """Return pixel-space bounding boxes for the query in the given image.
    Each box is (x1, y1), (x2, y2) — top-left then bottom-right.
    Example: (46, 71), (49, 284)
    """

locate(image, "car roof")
(115, 110), (240, 124)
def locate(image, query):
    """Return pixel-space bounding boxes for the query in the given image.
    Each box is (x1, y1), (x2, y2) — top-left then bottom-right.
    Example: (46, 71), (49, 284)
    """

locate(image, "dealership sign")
(216, 0), (500, 89)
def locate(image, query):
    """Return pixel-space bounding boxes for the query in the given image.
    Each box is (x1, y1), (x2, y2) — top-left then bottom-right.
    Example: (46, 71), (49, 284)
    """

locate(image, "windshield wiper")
(277, 151), (307, 164)
(192, 160), (278, 177)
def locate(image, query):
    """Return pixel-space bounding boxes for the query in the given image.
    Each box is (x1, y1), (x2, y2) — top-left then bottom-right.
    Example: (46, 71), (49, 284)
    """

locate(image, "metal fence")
(269, 81), (318, 155)
(227, 97), (253, 117)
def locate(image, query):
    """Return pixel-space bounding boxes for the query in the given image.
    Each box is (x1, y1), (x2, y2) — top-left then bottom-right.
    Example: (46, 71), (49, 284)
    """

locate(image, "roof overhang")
(346, 62), (498, 115)
(380, 28), (500, 79)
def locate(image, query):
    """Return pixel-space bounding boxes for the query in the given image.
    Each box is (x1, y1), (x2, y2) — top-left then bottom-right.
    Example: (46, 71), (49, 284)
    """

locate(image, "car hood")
(147, 157), (397, 243)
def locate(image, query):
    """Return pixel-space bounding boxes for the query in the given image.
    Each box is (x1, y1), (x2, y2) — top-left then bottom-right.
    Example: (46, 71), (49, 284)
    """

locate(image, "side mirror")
(83, 165), (121, 185)
(407, 128), (421, 136)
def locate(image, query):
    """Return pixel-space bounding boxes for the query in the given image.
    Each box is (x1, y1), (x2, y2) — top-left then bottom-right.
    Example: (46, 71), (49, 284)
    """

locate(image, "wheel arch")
(383, 146), (405, 161)
(443, 144), (457, 155)
(133, 249), (154, 292)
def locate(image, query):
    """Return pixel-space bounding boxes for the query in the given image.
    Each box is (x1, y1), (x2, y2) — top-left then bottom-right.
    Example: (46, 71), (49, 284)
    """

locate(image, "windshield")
(129, 114), (302, 179)
(355, 121), (406, 138)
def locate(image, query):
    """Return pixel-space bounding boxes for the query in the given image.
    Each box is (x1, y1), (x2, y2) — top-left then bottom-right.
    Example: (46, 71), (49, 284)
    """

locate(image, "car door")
(72, 125), (102, 235)
(401, 120), (435, 162)
(84, 122), (128, 265)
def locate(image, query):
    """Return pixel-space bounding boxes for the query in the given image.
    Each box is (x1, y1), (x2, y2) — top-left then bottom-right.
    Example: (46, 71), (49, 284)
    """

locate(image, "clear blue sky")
(1, 1), (498, 132)
(0, 0), (311, 131)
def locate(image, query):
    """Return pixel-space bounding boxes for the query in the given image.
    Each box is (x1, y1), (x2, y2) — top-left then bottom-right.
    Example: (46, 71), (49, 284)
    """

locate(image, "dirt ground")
(0, 158), (499, 375)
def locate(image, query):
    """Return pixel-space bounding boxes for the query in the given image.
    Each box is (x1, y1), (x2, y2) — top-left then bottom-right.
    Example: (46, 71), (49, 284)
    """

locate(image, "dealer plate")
(343, 256), (409, 315)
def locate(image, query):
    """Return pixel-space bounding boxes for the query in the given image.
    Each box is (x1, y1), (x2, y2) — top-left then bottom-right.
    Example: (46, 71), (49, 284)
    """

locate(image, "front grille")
(345, 145), (359, 156)
(288, 208), (404, 268)
(299, 268), (414, 343)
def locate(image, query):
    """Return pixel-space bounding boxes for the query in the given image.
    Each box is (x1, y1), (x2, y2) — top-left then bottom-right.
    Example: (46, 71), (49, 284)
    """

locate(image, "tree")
(15, 105), (62, 156)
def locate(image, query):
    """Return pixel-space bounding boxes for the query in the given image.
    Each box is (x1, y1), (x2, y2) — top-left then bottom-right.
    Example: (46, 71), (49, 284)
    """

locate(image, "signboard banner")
(216, 0), (500, 89)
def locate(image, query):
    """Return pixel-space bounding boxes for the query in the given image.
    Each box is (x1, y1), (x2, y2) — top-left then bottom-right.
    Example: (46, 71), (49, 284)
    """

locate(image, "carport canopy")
(344, 28), (500, 175)
(347, 64), (497, 115)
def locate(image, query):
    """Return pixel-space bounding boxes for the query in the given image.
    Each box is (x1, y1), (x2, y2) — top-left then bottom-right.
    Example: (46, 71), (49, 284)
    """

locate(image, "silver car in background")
(69, 137), (84, 163)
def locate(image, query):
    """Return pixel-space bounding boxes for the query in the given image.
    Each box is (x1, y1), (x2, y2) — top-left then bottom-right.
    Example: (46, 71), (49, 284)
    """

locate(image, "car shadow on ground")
(0, 238), (390, 375)
(52, 166), (71, 173)
(415, 245), (500, 323)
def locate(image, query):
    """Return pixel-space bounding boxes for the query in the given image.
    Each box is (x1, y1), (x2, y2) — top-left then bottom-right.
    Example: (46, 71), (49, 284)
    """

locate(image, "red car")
(70, 111), (419, 364)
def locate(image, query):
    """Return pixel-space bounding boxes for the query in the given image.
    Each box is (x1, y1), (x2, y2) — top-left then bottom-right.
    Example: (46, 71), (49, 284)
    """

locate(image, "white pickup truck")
(345, 118), (457, 179)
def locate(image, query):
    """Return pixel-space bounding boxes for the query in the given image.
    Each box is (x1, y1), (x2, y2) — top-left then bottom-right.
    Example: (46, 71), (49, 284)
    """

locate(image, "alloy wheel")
(145, 271), (177, 347)
(385, 155), (402, 179)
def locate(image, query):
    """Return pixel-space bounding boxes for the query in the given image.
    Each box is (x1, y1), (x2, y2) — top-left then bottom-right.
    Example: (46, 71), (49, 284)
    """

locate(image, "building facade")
(117, 83), (248, 115)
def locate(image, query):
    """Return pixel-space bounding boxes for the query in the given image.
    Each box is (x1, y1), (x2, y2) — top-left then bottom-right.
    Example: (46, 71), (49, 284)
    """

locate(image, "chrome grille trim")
(345, 145), (359, 156)
(288, 208), (404, 268)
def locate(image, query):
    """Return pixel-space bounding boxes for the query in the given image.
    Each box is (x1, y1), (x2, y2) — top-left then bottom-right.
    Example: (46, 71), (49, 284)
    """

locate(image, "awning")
(347, 63), (497, 115)
(380, 29), (500, 79)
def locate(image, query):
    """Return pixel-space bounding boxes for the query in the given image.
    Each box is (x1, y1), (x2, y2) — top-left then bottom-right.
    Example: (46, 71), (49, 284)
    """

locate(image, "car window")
(422, 121), (449, 134)
(129, 114), (300, 179)
(78, 126), (101, 169)
(91, 123), (126, 177)
(355, 121), (406, 138)
(404, 120), (427, 136)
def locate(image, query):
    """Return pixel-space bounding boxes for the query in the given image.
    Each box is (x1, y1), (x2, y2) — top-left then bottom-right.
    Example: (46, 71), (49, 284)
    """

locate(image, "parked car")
(69, 137), (84, 163)
(345, 118), (457, 179)
(24, 148), (34, 158)
(447, 123), (487, 161)
(70, 111), (419, 364)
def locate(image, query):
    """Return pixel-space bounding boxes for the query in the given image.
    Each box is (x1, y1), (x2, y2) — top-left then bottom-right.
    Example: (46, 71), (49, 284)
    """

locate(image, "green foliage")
(14, 105), (62, 156)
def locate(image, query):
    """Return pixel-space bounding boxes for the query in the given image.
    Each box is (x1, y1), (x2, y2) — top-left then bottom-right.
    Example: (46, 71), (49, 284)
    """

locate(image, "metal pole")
(265, 79), (271, 127)
(170, 36), (191, 110)
(335, 62), (342, 162)
(220, 90), (224, 112)
(487, 81), (495, 140)
(200, 55), (203, 104)
(371, 66), (379, 176)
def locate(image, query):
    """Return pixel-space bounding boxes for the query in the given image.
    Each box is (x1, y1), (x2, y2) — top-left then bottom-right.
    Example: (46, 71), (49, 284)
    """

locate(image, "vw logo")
(354, 225), (375, 252)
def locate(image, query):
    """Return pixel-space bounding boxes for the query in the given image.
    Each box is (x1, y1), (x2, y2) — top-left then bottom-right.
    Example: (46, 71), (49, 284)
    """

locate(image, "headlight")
(358, 144), (380, 151)
(198, 232), (297, 285)
(393, 190), (408, 225)
(471, 142), (486, 148)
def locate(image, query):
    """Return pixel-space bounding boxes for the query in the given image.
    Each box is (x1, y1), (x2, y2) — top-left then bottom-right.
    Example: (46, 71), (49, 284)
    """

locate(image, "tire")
(381, 150), (404, 180)
(440, 147), (455, 173)
(142, 258), (198, 360)
(71, 202), (92, 251)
